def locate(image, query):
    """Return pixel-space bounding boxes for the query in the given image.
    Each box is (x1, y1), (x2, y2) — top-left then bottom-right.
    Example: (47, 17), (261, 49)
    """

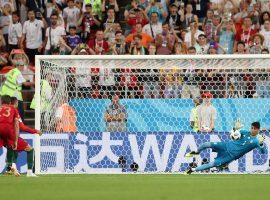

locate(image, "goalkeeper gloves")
(257, 134), (266, 145)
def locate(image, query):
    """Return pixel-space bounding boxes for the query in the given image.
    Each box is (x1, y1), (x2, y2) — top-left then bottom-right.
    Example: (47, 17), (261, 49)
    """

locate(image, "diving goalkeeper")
(185, 122), (266, 174)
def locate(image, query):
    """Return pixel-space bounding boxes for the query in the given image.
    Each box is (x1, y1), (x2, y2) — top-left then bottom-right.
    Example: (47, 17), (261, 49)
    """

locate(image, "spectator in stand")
(183, 3), (198, 29)
(202, 9), (214, 31)
(63, 0), (81, 32)
(127, 7), (148, 33)
(178, 29), (187, 43)
(66, 24), (82, 50)
(43, 13), (66, 55)
(20, 9), (47, 64)
(260, 19), (270, 51)
(248, 33), (264, 54)
(25, 0), (45, 12)
(138, 0), (149, 9)
(216, 19), (236, 54)
(77, 3), (101, 42)
(110, 31), (127, 55)
(259, 0), (270, 13)
(155, 22), (175, 55)
(129, 34), (149, 55)
(189, 0), (211, 23)
(235, 41), (247, 54)
(102, 6), (119, 30)
(126, 22), (154, 49)
(197, 92), (217, 133)
(194, 34), (209, 54)
(103, 7), (121, 44)
(142, 12), (162, 39)
(104, 94), (127, 132)
(102, 0), (120, 20)
(124, 0), (145, 36)
(145, 0), (166, 23)
(83, 0), (102, 19)
(0, 35), (8, 67)
(259, 11), (270, 31)
(181, 46), (202, 99)
(8, 11), (22, 53)
(234, 16), (257, 51)
(184, 21), (204, 47)
(166, 3), (184, 32)
(0, 2), (13, 51)
(53, 2), (65, 28)
(174, 42), (188, 54)
(88, 29), (110, 55)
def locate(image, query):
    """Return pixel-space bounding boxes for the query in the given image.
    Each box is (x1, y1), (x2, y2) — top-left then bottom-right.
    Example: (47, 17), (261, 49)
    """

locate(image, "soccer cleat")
(185, 151), (199, 157)
(184, 168), (194, 175)
(27, 171), (38, 177)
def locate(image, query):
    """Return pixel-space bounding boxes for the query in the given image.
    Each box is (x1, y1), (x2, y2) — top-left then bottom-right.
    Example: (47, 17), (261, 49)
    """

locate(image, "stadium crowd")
(1, 0), (270, 102)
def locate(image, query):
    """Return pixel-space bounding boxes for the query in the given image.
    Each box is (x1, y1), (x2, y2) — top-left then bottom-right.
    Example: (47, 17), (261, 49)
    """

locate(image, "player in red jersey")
(0, 95), (20, 176)
(5, 97), (42, 177)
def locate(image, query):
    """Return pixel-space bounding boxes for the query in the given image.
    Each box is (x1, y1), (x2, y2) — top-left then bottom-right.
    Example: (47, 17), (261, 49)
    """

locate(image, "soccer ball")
(230, 130), (241, 140)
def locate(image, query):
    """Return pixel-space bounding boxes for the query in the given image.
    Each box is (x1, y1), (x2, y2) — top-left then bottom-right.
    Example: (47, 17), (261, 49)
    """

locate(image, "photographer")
(110, 31), (127, 55)
(124, 0), (145, 36)
(77, 3), (101, 42)
(127, 7), (148, 33)
(43, 13), (66, 55)
(102, 0), (120, 20)
(130, 34), (149, 55)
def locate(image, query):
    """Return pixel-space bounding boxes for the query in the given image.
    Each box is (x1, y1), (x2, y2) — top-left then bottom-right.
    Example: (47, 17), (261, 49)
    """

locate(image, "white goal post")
(34, 54), (270, 174)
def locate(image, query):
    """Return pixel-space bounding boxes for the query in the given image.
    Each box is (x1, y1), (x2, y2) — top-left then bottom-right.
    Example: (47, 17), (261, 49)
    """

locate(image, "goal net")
(34, 55), (270, 174)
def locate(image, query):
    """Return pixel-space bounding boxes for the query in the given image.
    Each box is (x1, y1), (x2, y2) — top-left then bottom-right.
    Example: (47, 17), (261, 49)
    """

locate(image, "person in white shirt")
(142, 11), (162, 39)
(8, 11), (22, 52)
(20, 9), (47, 64)
(63, 0), (81, 32)
(184, 21), (204, 48)
(260, 19), (270, 51)
(194, 34), (210, 54)
(43, 13), (66, 55)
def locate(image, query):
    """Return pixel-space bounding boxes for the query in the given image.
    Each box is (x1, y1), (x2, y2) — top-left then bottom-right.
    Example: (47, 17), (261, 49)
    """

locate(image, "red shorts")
(16, 137), (30, 152)
(0, 125), (15, 148)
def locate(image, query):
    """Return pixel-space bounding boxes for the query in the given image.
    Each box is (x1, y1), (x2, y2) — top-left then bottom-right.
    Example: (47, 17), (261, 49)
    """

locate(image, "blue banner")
(1, 132), (269, 174)
(70, 99), (270, 132)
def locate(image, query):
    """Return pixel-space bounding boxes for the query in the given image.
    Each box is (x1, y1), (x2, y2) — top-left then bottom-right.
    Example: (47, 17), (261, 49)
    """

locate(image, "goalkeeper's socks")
(27, 149), (34, 170)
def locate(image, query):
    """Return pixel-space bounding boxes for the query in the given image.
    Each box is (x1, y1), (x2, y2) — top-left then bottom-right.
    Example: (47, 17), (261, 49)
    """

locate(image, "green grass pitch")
(0, 174), (270, 200)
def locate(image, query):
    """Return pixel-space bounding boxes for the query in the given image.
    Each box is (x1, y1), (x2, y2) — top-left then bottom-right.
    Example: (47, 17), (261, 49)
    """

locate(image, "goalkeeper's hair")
(251, 122), (260, 129)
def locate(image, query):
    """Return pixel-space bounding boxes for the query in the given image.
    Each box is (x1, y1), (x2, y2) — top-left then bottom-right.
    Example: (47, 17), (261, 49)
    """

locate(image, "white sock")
(11, 163), (17, 170)
(27, 169), (32, 174)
